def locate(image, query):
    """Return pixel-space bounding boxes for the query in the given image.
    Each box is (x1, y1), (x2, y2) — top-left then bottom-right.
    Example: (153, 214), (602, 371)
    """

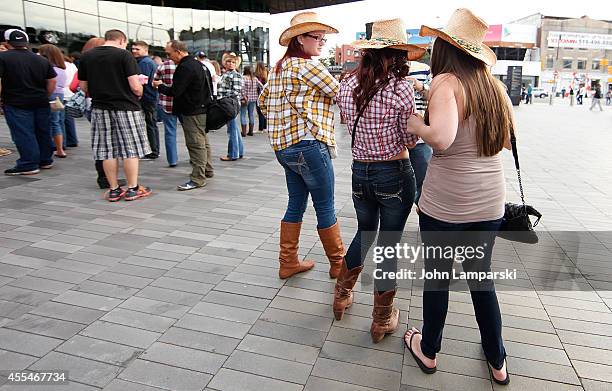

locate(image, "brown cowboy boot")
(317, 221), (345, 278)
(333, 261), (363, 320)
(241, 124), (247, 137)
(248, 123), (254, 136)
(370, 289), (400, 343)
(278, 221), (315, 279)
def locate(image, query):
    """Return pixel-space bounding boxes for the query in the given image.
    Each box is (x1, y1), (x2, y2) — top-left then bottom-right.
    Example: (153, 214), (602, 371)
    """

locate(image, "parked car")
(532, 87), (549, 98)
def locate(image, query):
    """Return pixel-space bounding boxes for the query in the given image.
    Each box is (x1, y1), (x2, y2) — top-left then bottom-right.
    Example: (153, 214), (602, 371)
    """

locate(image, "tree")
(319, 48), (336, 67)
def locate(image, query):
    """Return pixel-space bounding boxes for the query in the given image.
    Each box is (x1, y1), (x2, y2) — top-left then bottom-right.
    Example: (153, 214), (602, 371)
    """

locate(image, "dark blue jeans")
(4, 105), (53, 171)
(418, 212), (506, 369)
(63, 101), (78, 146)
(345, 159), (416, 292)
(275, 140), (336, 229)
(157, 106), (178, 166)
(409, 143), (432, 204)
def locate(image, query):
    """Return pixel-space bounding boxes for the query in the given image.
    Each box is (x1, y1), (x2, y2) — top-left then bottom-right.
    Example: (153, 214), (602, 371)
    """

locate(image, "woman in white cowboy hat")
(403, 9), (514, 385)
(218, 52), (243, 161)
(335, 18), (425, 343)
(258, 12), (346, 281)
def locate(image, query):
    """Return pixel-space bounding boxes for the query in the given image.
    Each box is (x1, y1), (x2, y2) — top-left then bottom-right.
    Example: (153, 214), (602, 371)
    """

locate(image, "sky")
(268, 0), (612, 60)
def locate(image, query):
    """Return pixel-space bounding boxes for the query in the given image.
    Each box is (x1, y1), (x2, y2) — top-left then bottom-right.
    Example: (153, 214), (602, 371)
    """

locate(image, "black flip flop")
(488, 360), (510, 385)
(404, 329), (437, 374)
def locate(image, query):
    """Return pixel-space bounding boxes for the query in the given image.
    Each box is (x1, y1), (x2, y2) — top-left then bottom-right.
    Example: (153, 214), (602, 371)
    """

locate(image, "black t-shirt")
(0, 49), (56, 108)
(78, 46), (141, 111)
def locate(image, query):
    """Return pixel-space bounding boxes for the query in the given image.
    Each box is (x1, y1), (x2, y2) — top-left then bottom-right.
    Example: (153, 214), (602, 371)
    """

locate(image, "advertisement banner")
(547, 31), (612, 50)
(501, 24), (537, 43)
(485, 25), (502, 41)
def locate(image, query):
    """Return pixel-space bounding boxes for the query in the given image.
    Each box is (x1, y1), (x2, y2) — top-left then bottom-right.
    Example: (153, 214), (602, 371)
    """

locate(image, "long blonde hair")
(429, 39), (511, 157)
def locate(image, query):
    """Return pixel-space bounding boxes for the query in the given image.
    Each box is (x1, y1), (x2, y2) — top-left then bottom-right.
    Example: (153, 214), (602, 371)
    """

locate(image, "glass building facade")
(0, 0), (270, 66)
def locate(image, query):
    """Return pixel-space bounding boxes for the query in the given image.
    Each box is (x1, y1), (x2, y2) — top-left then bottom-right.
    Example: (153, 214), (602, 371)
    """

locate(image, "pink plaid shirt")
(156, 60), (176, 113)
(241, 76), (263, 102)
(337, 74), (419, 161)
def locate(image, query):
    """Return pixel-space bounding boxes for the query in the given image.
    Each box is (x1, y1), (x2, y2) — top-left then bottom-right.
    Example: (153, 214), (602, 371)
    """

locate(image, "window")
(346, 49), (351, 56)
(577, 60), (586, 70)
(0, 0), (24, 29)
(127, 4), (153, 43)
(592, 60), (600, 70)
(545, 55), (554, 69)
(152, 6), (173, 49)
(24, 1), (66, 46)
(562, 59), (572, 69)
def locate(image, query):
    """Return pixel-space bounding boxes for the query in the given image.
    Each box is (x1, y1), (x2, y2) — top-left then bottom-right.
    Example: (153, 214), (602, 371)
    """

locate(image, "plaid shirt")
(242, 76), (263, 102)
(337, 73), (419, 161)
(258, 57), (339, 151)
(217, 70), (242, 99)
(156, 60), (175, 113)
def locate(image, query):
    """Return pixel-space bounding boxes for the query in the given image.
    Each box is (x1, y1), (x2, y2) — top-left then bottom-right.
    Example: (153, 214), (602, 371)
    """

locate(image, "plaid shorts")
(91, 109), (151, 160)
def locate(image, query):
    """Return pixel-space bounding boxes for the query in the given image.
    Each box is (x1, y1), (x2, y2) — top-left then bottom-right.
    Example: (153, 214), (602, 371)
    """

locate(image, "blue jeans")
(240, 101), (256, 125)
(4, 105), (53, 170)
(157, 106), (178, 166)
(49, 93), (64, 137)
(226, 115), (243, 159)
(275, 140), (336, 229)
(345, 159), (416, 291)
(418, 212), (505, 369)
(409, 143), (432, 204)
(63, 101), (78, 146)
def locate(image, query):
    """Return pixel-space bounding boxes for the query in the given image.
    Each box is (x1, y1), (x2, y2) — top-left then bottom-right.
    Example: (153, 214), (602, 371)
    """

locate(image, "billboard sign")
(547, 31), (612, 50)
(485, 25), (502, 41)
(502, 24), (537, 43)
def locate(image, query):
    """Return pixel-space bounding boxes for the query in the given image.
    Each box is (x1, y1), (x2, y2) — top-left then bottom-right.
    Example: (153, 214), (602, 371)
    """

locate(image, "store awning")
(123, 0), (363, 13)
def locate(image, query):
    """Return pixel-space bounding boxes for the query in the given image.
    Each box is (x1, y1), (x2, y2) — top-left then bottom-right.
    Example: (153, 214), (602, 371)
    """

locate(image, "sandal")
(54, 153), (67, 158)
(488, 360), (510, 386)
(220, 156), (237, 161)
(404, 329), (437, 374)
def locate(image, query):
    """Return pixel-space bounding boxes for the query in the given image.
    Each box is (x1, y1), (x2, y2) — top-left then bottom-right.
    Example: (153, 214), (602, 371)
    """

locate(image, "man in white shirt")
(196, 51), (218, 97)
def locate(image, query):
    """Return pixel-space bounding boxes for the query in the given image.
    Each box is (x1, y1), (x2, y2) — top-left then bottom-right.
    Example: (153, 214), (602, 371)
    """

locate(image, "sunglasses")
(304, 34), (327, 44)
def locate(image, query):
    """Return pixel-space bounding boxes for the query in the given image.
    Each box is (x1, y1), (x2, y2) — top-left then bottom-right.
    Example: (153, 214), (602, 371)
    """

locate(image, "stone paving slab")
(0, 104), (611, 390)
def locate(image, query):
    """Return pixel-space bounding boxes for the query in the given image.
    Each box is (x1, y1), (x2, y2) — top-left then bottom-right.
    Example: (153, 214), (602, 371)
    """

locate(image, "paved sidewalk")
(0, 102), (611, 391)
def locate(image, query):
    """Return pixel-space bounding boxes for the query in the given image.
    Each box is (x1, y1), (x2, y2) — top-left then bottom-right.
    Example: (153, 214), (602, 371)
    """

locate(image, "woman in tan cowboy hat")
(335, 18), (425, 343)
(403, 9), (513, 385)
(258, 12), (345, 281)
(218, 52), (243, 161)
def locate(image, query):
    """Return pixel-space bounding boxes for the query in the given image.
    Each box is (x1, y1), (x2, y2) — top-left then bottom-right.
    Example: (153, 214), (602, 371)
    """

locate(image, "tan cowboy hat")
(279, 11), (338, 47)
(420, 8), (497, 66)
(222, 52), (241, 68)
(351, 19), (426, 61)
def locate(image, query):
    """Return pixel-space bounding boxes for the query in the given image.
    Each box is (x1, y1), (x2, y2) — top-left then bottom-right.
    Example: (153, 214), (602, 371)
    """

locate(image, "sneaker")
(124, 185), (152, 201)
(177, 180), (205, 191)
(105, 187), (126, 202)
(141, 153), (159, 160)
(4, 167), (40, 176)
(0, 147), (12, 157)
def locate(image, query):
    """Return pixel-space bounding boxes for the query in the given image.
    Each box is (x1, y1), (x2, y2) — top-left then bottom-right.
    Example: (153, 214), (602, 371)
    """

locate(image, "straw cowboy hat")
(222, 52), (241, 68)
(351, 19), (426, 61)
(420, 8), (497, 66)
(279, 11), (338, 47)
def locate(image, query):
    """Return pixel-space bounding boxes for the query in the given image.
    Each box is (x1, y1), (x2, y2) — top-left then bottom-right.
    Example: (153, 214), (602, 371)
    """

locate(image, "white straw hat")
(420, 8), (496, 66)
(279, 12), (338, 47)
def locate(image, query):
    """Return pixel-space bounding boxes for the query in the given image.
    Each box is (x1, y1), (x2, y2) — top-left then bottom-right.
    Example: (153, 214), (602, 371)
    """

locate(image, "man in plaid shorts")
(78, 29), (152, 202)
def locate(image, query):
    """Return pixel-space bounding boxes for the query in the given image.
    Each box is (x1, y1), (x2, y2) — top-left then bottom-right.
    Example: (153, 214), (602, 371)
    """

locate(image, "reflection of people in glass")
(240, 66), (263, 136)
(254, 62), (268, 132)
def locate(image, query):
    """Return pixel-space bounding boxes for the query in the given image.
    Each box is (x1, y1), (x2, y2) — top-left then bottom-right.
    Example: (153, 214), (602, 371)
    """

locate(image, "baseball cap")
(4, 29), (29, 47)
(196, 51), (206, 58)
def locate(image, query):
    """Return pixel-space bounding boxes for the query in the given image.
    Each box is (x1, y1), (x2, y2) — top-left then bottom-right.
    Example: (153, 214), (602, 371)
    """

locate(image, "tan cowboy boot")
(317, 221), (345, 278)
(370, 289), (400, 343)
(333, 261), (363, 320)
(278, 221), (315, 279)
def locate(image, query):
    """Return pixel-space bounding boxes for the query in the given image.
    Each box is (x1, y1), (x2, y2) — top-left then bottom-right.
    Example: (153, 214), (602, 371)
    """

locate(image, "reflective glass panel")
(127, 4), (152, 43)
(66, 10), (99, 53)
(173, 7), (193, 50)
(64, 0), (97, 14)
(99, 1), (127, 21)
(193, 9), (210, 54)
(24, 1), (66, 46)
(0, 0), (25, 28)
(152, 6), (173, 48)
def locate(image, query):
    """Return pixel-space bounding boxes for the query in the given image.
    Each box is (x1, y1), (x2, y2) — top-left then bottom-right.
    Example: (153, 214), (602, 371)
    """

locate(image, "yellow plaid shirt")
(258, 57), (339, 151)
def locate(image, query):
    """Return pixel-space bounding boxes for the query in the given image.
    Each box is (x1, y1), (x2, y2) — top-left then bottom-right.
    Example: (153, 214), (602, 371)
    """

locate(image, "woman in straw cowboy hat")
(218, 52), (243, 161)
(403, 9), (513, 385)
(258, 12), (346, 280)
(335, 18), (425, 343)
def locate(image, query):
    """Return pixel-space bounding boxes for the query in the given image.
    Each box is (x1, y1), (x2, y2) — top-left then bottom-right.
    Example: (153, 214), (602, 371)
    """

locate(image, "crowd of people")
(2, 7), (570, 385)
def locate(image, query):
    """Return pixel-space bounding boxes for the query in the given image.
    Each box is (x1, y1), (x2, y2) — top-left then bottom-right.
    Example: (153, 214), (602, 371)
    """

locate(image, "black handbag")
(206, 96), (239, 131)
(497, 128), (542, 244)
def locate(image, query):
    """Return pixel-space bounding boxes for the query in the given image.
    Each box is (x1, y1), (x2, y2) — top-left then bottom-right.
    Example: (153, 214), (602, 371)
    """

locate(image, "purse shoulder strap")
(509, 126), (526, 207)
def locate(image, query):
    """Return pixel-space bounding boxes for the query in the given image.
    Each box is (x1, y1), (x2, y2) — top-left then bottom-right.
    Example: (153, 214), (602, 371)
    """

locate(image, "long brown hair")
(255, 61), (268, 83)
(275, 37), (311, 74)
(38, 44), (65, 69)
(352, 48), (410, 112)
(429, 38), (511, 157)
